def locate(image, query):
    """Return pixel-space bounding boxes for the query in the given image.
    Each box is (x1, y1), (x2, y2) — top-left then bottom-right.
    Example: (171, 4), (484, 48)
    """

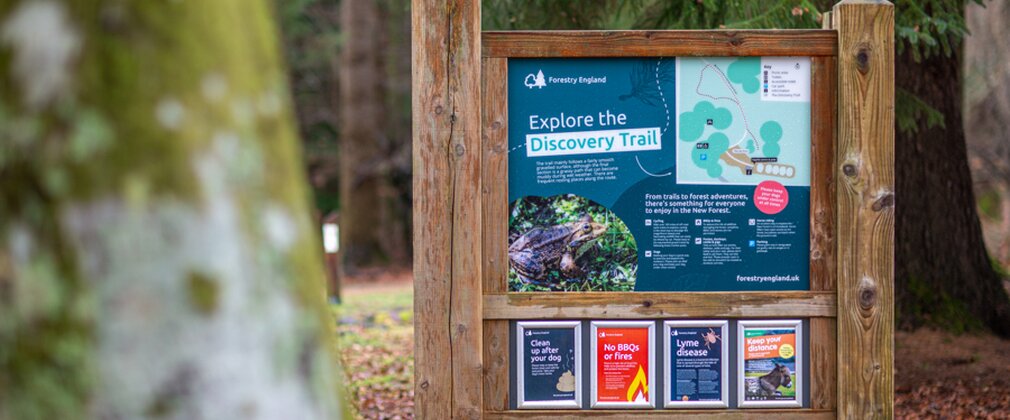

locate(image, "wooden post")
(415, 2), (892, 417)
(481, 57), (510, 413)
(831, 1), (895, 418)
(412, 1), (483, 419)
(321, 212), (342, 303)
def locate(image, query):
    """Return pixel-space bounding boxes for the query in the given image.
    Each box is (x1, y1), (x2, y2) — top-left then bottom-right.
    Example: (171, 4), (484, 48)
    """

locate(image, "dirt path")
(340, 268), (414, 298)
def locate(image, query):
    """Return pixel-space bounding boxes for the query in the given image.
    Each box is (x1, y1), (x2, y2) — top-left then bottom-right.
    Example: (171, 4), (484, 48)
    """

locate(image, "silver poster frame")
(737, 319), (803, 408)
(590, 320), (656, 409)
(516, 320), (583, 409)
(663, 320), (729, 409)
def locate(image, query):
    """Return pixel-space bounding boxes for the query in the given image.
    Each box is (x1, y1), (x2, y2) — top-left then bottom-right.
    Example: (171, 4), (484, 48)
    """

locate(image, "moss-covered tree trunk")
(0, 1), (344, 418)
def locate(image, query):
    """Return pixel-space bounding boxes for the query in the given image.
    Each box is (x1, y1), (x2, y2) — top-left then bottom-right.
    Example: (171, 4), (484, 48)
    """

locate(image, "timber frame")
(412, 1), (894, 419)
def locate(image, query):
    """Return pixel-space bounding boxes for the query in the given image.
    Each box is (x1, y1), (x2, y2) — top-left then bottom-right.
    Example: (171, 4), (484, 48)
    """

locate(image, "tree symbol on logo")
(525, 70), (546, 89)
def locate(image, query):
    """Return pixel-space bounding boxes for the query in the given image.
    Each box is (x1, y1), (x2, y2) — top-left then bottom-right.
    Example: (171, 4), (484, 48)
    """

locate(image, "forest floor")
(333, 269), (415, 419)
(895, 329), (1010, 418)
(333, 270), (1010, 419)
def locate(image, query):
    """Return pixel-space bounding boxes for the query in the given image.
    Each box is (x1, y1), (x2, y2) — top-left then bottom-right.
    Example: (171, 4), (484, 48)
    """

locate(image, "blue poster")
(519, 326), (578, 405)
(507, 57), (811, 292)
(668, 326), (724, 404)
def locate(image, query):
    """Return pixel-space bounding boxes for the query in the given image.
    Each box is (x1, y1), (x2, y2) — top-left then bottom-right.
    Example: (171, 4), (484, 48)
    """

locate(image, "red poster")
(595, 326), (651, 404)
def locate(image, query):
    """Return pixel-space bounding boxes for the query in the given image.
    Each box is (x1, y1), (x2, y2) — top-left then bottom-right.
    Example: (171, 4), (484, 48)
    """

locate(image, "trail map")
(676, 57), (811, 187)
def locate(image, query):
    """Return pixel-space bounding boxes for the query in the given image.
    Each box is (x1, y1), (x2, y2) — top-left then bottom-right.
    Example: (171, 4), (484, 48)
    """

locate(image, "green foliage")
(894, 0), (983, 62)
(487, 0), (981, 60)
(483, 0), (824, 31)
(891, 0), (982, 135)
(483, 0), (636, 30)
(509, 195), (637, 291)
(636, 0), (825, 31)
(896, 87), (946, 135)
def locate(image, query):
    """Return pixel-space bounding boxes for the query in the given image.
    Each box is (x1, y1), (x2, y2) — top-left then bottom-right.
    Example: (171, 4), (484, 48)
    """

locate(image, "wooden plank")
(481, 57), (510, 413)
(412, 0), (482, 418)
(484, 409), (835, 420)
(832, 1), (895, 418)
(482, 320), (510, 412)
(810, 56), (837, 292)
(808, 14), (838, 413)
(483, 292), (836, 319)
(446, 0), (484, 415)
(482, 58), (508, 295)
(483, 30), (838, 58)
(810, 318), (837, 410)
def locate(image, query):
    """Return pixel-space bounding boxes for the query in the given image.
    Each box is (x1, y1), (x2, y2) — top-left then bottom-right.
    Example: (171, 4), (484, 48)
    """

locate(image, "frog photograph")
(508, 194), (638, 291)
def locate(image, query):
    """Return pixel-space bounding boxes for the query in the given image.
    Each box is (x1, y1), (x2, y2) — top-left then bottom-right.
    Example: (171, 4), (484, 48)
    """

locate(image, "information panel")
(516, 321), (582, 409)
(664, 320), (728, 408)
(506, 57), (811, 292)
(591, 321), (655, 409)
(738, 320), (803, 408)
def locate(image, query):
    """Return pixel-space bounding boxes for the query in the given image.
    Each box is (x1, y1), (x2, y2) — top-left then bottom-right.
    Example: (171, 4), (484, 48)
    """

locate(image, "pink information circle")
(753, 180), (789, 215)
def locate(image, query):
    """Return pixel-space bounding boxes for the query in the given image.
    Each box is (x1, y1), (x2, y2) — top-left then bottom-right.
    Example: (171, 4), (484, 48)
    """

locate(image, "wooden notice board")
(412, 1), (894, 419)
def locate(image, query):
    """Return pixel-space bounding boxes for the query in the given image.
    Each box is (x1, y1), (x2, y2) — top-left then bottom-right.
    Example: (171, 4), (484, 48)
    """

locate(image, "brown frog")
(508, 214), (607, 286)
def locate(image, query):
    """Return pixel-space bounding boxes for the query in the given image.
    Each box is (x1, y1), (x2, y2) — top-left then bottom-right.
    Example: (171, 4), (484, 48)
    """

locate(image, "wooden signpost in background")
(412, 0), (894, 418)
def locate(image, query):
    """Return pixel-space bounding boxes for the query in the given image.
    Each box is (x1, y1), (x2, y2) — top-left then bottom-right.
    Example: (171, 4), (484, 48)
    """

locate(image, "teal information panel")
(506, 57), (811, 292)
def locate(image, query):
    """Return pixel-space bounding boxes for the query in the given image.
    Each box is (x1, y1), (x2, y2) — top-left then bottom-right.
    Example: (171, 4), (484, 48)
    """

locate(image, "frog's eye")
(582, 224), (591, 233)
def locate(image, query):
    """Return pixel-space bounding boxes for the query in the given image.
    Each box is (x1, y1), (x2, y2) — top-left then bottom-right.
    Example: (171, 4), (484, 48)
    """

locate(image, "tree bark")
(339, 0), (407, 270)
(964, 0), (1010, 268)
(895, 44), (1010, 336)
(0, 1), (344, 419)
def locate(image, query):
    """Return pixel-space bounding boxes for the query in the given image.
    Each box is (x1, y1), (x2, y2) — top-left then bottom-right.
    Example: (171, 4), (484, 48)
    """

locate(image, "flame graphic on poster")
(626, 365), (648, 402)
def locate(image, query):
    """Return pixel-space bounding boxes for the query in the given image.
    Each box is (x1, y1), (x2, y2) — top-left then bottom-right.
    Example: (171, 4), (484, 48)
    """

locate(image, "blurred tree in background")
(280, 0), (411, 272)
(339, 0), (411, 268)
(485, 0), (1010, 336)
(279, 0), (342, 213)
(964, 1), (1010, 273)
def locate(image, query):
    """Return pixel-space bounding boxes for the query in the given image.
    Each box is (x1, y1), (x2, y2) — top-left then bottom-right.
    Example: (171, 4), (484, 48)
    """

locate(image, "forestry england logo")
(525, 70), (547, 89)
